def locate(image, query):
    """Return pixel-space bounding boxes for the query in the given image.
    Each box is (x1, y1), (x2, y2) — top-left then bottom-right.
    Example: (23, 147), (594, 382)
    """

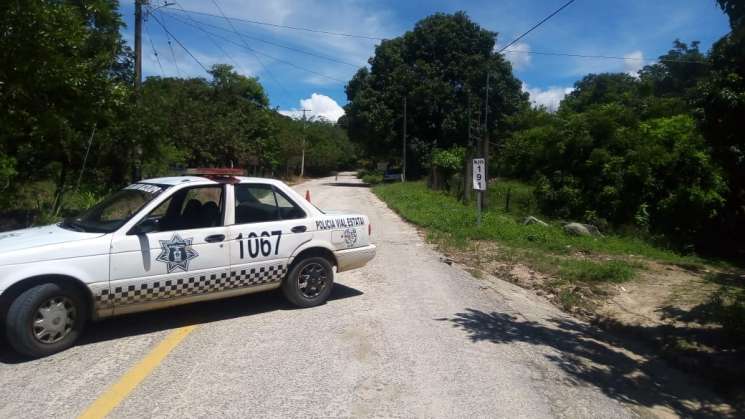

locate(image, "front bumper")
(335, 244), (376, 272)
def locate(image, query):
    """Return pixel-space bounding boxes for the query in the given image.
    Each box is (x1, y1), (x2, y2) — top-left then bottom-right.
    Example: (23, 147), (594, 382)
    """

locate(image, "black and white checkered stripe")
(96, 263), (287, 308)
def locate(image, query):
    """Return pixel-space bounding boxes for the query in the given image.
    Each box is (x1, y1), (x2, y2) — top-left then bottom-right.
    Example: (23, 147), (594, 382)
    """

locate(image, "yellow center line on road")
(78, 325), (197, 419)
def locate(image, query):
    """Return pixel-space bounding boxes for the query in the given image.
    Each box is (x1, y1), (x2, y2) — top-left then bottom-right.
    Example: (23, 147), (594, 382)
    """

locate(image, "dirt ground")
(437, 238), (745, 409)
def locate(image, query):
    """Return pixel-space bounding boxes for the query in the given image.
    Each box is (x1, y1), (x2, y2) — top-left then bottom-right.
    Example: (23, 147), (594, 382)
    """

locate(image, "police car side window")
(234, 184), (306, 224)
(273, 188), (305, 220)
(144, 185), (224, 232)
(235, 184), (279, 224)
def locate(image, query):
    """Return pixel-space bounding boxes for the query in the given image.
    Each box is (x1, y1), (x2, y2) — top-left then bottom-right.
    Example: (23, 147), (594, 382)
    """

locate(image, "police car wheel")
(282, 256), (334, 308)
(5, 283), (87, 358)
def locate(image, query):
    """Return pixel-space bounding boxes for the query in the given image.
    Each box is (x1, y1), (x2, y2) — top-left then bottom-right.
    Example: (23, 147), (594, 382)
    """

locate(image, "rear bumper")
(335, 244), (376, 272)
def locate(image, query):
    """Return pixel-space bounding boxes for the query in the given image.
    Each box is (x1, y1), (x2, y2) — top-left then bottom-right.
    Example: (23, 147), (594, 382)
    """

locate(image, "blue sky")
(120, 0), (730, 119)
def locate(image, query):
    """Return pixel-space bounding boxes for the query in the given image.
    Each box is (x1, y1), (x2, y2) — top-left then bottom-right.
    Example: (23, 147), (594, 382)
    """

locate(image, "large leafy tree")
(128, 65), (277, 176)
(0, 0), (129, 213)
(693, 0), (745, 255)
(344, 12), (527, 177)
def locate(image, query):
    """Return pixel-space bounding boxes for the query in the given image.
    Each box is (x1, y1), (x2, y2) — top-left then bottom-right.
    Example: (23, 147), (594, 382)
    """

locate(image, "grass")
(373, 181), (706, 266)
(361, 174), (383, 185)
(371, 180), (731, 314)
(485, 178), (540, 218)
(558, 259), (636, 283)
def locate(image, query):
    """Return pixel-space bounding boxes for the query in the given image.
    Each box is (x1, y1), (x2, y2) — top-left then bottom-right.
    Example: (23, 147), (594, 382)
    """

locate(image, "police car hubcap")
(298, 263), (327, 298)
(33, 297), (76, 344)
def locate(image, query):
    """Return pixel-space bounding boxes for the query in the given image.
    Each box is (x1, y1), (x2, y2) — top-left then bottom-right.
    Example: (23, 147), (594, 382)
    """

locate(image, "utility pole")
(463, 93), (471, 203)
(482, 72), (490, 208)
(133, 0), (146, 181)
(135, 0), (144, 90)
(299, 109), (311, 177)
(402, 97), (407, 182)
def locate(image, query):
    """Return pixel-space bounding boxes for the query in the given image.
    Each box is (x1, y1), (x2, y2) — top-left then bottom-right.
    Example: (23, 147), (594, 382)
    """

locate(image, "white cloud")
(280, 93), (345, 122)
(522, 83), (573, 111)
(502, 42), (531, 70)
(623, 50), (645, 77)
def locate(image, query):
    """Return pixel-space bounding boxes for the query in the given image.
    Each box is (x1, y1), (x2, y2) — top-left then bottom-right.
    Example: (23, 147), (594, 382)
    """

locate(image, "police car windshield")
(62, 183), (168, 233)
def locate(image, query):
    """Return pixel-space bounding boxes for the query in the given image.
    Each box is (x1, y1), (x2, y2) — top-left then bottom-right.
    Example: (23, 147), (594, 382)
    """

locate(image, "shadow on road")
(322, 182), (371, 188)
(440, 309), (736, 418)
(0, 283), (362, 364)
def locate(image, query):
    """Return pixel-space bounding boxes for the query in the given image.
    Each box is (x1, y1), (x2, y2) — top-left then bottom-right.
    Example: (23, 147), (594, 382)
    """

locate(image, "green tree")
(303, 120), (356, 175)
(344, 12), (527, 178)
(693, 0), (745, 255)
(639, 40), (708, 99)
(560, 73), (641, 114)
(0, 0), (129, 214)
(128, 66), (277, 177)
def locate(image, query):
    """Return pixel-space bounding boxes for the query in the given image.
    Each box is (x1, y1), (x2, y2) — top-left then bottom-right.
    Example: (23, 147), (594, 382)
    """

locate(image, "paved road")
(0, 174), (729, 418)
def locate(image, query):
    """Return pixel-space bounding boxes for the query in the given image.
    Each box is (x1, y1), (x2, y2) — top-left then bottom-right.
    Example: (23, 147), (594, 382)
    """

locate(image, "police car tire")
(5, 283), (87, 358)
(282, 256), (334, 308)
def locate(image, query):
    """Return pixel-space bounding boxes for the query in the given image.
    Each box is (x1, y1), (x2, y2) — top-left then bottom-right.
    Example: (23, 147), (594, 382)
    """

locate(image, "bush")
(362, 174), (383, 185)
(62, 190), (102, 214)
(517, 108), (726, 247)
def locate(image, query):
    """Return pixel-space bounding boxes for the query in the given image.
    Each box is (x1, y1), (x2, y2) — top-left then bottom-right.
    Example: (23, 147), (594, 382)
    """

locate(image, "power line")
(497, 0), (576, 53)
(208, 0), (294, 99)
(155, 12), (182, 77)
(144, 17), (166, 76)
(502, 48), (710, 65)
(168, 6), (385, 41)
(166, 36), (182, 76)
(162, 10), (347, 83)
(172, 1), (247, 74)
(149, 11), (210, 73)
(163, 9), (362, 68)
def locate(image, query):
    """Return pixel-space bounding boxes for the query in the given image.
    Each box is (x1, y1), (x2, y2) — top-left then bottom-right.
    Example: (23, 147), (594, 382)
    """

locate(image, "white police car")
(0, 169), (376, 357)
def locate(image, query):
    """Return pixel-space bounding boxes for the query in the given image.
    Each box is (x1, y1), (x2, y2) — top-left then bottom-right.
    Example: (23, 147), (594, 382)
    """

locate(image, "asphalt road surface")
(0, 174), (730, 418)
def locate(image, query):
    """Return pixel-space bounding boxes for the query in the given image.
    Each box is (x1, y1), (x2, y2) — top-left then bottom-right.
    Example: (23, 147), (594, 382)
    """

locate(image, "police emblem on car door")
(156, 234), (199, 273)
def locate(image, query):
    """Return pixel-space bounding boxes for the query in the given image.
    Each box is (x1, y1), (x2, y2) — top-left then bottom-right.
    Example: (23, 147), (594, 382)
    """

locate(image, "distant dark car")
(383, 169), (402, 182)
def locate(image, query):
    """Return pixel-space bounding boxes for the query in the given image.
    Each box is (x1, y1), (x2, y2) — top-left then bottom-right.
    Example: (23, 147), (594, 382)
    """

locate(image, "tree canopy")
(344, 12), (527, 176)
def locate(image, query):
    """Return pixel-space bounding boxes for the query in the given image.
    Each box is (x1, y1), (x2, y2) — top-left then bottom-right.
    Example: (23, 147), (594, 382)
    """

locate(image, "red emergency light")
(185, 168), (245, 183)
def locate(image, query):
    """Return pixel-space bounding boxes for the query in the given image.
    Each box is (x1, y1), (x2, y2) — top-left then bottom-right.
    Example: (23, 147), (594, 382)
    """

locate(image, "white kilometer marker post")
(472, 158), (486, 226)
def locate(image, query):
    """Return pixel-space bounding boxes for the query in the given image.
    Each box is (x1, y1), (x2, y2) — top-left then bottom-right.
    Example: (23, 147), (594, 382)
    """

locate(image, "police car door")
(107, 184), (230, 313)
(227, 183), (312, 288)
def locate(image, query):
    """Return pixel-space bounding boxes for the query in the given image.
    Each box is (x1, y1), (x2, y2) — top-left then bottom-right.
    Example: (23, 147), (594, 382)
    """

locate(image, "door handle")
(205, 234), (226, 243)
(291, 225), (307, 233)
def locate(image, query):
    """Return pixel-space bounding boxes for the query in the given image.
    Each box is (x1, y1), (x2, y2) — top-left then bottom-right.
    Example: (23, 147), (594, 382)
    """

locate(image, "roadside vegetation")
(374, 181), (709, 266)
(356, 169), (384, 186)
(374, 179), (745, 401)
(345, 2), (745, 261)
(0, 1), (355, 231)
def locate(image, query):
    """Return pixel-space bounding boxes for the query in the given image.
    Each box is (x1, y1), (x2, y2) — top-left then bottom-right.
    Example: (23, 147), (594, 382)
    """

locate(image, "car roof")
(140, 176), (288, 187)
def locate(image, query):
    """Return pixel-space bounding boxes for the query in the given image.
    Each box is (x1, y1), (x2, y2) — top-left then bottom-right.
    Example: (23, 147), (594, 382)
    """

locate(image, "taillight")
(368, 223), (372, 236)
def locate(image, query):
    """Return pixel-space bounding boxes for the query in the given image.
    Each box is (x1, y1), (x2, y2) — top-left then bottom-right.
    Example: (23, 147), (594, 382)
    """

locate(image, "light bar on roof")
(185, 168), (245, 176)
(185, 168), (245, 183)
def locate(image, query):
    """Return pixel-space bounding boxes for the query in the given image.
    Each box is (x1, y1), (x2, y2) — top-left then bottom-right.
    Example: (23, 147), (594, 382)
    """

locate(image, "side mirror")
(128, 217), (160, 235)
